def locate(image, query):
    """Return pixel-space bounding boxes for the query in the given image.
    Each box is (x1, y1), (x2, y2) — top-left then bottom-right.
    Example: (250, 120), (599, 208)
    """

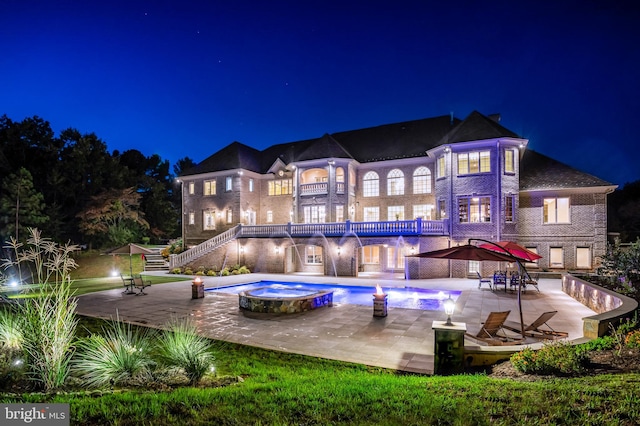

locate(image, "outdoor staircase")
(143, 251), (169, 272)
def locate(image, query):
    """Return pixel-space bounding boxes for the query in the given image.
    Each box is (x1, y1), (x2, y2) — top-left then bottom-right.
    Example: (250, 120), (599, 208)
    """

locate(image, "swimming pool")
(207, 280), (460, 311)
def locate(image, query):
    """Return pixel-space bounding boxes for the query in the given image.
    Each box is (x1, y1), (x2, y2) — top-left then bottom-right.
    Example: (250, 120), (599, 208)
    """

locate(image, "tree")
(0, 168), (48, 241)
(76, 187), (149, 247)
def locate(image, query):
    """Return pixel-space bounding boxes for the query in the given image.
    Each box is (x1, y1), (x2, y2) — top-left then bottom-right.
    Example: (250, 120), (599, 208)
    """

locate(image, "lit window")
(387, 247), (405, 269)
(363, 171), (379, 197)
(387, 169), (404, 195)
(203, 211), (215, 230)
(336, 167), (345, 182)
(458, 197), (491, 223)
(335, 205), (344, 222)
(549, 247), (564, 268)
(249, 179), (254, 192)
(437, 156), (446, 178)
(505, 149), (515, 173)
(576, 247), (591, 269)
(388, 206), (404, 221)
(225, 177), (233, 192)
(362, 246), (380, 264)
(188, 211), (195, 225)
(204, 180), (216, 196)
(413, 167), (431, 194)
(226, 209), (233, 223)
(188, 182), (195, 195)
(458, 151), (491, 175)
(505, 196), (514, 222)
(363, 207), (379, 222)
(468, 260), (480, 274)
(543, 197), (570, 224)
(438, 200), (446, 219)
(268, 179), (292, 195)
(306, 245), (323, 264)
(266, 211), (273, 223)
(303, 206), (326, 223)
(413, 204), (433, 220)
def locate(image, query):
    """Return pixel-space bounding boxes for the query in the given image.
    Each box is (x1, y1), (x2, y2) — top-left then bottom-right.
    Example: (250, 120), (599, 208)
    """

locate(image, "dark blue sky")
(2, 1), (639, 185)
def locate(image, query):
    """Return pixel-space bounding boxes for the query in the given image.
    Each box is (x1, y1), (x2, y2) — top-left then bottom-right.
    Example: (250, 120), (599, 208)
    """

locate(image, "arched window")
(387, 169), (404, 196)
(413, 166), (432, 194)
(363, 171), (379, 197)
(336, 167), (345, 182)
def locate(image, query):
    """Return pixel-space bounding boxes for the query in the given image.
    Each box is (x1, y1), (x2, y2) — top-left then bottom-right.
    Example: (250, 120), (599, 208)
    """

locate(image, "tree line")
(0, 115), (195, 249)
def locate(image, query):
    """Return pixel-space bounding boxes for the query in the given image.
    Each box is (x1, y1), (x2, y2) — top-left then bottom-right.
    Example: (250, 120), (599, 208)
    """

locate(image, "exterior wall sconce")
(239, 246), (245, 254)
(410, 246), (416, 255)
(327, 160), (335, 165)
(337, 246), (341, 256)
(444, 146), (451, 153)
(275, 246), (280, 255)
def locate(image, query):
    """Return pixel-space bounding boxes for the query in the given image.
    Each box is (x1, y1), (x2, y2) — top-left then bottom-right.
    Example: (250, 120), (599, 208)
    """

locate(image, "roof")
(520, 149), (614, 190)
(438, 110), (520, 145)
(182, 141), (262, 175)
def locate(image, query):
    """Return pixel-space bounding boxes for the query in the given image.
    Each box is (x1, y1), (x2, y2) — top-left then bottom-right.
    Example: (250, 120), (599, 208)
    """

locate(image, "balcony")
(299, 183), (328, 196)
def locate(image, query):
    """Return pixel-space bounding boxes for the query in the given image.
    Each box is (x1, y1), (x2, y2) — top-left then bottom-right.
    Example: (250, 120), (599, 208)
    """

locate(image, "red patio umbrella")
(478, 241), (542, 262)
(411, 242), (527, 339)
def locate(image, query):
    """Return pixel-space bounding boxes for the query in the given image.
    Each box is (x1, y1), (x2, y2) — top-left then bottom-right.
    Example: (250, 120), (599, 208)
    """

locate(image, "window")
(225, 176), (233, 192)
(458, 151), (491, 175)
(335, 205), (344, 222)
(362, 246), (380, 264)
(188, 182), (195, 195)
(363, 171), (379, 197)
(505, 196), (514, 222)
(387, 169), (404, 195)
(268, 179), (293, 195)
(413, 204), (434, 220)
(386, 247), (405, 269)
(525, 247), (539, 267)
(468, 260), (480, 275)
(388, 206), (404, 221)
(363, 207), (379, 222)
(543, 197), (570, 224)
(505, 149), (515, 173)
(204, 180), (216, 196)
(188, 211), (195, 225)
(306, 246), (322, 264)
(438, 200), (446, 219)
(437, 156), (446, 178)
(458, 197), (491, 223)
(336, 167), (345, 182)
(413, 167), (432, 194)
(576, 247), (591, 269)
(266, 210), (273, 223)
(203, 210), (215, 230)
(549, 247), (564, 268)
(303, 205), (326, 223)
(249, 178), (254, 192)
(226, 209), (233, 223)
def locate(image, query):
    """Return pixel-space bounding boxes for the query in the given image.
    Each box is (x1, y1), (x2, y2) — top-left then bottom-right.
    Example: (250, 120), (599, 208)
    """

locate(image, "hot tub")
(238, 285), (333, 314)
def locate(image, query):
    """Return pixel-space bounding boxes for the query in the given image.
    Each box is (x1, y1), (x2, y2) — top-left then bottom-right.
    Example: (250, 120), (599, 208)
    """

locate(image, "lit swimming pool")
(207, 280), (460, 311)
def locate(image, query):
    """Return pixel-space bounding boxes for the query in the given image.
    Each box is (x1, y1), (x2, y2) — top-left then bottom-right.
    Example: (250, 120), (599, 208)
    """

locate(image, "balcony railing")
(299, 183), (327, 195)
(171, 219), (448, 268)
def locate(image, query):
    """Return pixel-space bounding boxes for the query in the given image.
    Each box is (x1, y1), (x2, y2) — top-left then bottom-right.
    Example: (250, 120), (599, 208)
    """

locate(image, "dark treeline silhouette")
(0, 114), (195, 249)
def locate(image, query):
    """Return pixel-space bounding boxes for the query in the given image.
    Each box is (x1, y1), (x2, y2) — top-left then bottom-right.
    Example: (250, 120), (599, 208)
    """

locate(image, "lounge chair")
(465, 311), (523, 346)
(476, 272), (493, 290)
(503, 311), (568, 339)
(523, 272), (540, 293)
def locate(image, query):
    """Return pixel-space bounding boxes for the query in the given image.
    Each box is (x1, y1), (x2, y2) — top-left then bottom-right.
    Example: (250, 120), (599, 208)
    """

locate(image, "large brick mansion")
(172, 111), (616, 279)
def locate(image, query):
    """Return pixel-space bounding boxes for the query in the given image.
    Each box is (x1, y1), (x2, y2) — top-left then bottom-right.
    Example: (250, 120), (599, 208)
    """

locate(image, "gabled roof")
(520, 149), (614, 191)
(182, 141), (262, 175)
(439, 110), (520, 145)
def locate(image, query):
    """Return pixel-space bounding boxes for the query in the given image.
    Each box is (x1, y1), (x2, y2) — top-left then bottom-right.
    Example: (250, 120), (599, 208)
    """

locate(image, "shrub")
(625, 330), (640, 348)
(220, 268), (230, 276)
(0, 308), (23, 351)
(154, 318), (215, 385)
(171, 267), (183, 274)
(73, 315), (156, 388)
(576, 335), (616, 354)
(206, 269), (216, 276)
(511, 341), (588, 375)
(238, 265), (251, 274)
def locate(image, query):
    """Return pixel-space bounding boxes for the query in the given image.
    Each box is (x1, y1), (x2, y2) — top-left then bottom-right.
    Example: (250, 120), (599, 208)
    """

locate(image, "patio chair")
(503, 311), (568, 339)
(492, 271), (507, 292)
(132, 275), (151, 295)
(523, 272), (540, 293)
(476, 272), (493, 290)
(465, 311), (523, 346)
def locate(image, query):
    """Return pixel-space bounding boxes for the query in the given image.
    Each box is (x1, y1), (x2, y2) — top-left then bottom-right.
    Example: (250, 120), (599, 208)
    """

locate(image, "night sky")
(2, 1), (639, 186)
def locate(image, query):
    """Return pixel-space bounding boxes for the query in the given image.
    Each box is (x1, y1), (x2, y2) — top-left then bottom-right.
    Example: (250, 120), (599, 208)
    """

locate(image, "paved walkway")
(75, 273), (596, 374)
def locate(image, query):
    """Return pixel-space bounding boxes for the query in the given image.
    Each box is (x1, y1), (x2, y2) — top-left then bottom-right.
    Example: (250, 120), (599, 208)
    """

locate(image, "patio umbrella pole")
(468, 238), (527, 339)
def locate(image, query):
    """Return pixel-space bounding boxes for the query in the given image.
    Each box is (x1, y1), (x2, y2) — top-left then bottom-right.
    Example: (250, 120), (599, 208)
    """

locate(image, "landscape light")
(443, 295), (456, 326)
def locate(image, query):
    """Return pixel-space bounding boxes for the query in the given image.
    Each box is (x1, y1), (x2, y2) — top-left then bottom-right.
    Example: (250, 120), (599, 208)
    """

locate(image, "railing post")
(346, 220), (351, 233)
(287, 222), (292, 235)
(416, 217), (422, 234)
